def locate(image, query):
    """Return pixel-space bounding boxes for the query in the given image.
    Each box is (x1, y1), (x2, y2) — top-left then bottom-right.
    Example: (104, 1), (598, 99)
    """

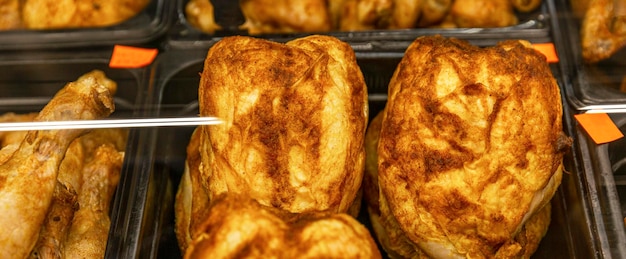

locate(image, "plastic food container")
(0, 0), (174, 50)
(555, 0), (626, 109)
(0, 51), (150, 257)
(167, 0), (556, 50)
(112, 39), (597, 257)
(574, 113), (626, 258)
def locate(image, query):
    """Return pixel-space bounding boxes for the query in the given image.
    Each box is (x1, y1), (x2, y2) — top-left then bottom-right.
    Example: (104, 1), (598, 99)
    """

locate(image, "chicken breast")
(183, 193), (381, 259)
(197, 35), (368, 215)
(376, 36), (570, 258)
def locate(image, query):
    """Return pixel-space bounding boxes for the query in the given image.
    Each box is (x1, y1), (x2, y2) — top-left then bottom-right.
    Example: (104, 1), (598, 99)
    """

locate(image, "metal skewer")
(0, 117), (222, 131)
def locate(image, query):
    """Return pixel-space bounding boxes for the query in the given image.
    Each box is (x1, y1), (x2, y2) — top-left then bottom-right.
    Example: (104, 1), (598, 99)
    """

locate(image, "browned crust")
(198, 35), (368, 214)
(184, 193), (382, 259)
(378, 36), (565, 257)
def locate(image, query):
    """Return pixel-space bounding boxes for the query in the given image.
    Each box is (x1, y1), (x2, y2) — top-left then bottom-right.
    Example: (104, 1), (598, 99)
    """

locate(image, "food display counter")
(0, 0), (624, 258)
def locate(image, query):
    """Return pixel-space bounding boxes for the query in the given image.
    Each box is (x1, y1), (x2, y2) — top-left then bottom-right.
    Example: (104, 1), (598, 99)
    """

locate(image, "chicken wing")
(581, 0), (626, 63)
(0, 70), (115, 258)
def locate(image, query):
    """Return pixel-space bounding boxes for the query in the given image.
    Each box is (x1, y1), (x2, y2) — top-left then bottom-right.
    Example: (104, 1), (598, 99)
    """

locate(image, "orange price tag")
(574, 113), (624, 144)
(532, 43), (559, 63)
(109, 45), (158, 69)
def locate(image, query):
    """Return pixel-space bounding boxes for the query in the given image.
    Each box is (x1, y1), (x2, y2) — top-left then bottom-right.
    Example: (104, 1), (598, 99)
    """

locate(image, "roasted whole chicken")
(183, 193), (381, 258)
(175, 35), (374, 257)
(363, 36), (571, 258)
(0, 70), (127, 258)
(0, 0), (149, 30)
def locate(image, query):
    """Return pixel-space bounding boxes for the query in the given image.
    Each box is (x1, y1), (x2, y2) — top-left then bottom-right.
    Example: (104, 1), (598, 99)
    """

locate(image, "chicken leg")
(62, 144), (123, 258)
(0, 70), (116, 258)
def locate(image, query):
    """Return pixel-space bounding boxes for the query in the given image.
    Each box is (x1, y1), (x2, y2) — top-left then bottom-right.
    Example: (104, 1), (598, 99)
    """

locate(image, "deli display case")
(0, 0), (625, 258)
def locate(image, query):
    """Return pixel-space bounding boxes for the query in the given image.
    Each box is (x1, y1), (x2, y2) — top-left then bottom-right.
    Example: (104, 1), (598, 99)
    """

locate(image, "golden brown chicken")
(447, 0), (518, 27)
(175, 128), (210, 252)
(0, 70), (116, 258)
(29, 128), (127, 259)
(580, 0), (626, 63)
(0, 0), (149, 30)
(0, 0), (20, 29)
(197, 35), (367, 214)
(62, 143), (123, 258)
(185, 0), (221, 34)
(371, 36), (570, 258)
(29, 140), (84, 259)
(176, 35), (371, 255)
(332, 0), (393, 31)
(239, 0), (332, 34)
(183, 193), (381, 259)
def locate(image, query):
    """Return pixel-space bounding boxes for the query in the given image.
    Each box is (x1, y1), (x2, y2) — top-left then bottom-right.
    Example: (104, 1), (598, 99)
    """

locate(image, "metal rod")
(0, 117), (222, 131)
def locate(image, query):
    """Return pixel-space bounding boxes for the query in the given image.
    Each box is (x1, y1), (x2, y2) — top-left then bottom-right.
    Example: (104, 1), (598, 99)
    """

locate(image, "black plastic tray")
(0, 0), (174, 50)
(166, 0), (555, 50)
(554, 0), (626, 109)
(119, 43), (597, 258)
(575, 113), (626, 258)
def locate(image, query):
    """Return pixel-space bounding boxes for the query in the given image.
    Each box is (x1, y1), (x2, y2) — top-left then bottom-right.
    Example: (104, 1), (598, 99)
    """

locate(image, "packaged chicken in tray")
(363, 35), (571, 258)
(561, 0), (626, 108)
(0, 0), (150, 30)
(0, 70), (127, 258)
(173, 35), (383, 258)
(0, 0), (171, 50)
(180, 0), (549, 38)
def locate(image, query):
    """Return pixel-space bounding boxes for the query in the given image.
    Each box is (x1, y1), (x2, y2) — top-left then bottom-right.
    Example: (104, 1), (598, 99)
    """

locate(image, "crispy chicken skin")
(62, 144), (123, 258)
(376, 36), (569, 258)
(448, 0), (518, 28)
(239, 0), (332, 34)
(175, 127), (210, 252)
(0, 70), (115, 258)
(365, 111), (554, 258)
(0, 0), (149, 30)
(184, 193), (381, 259)
(580, 0), (626, 63)
(0, 0), (20, 29)
(334, 0), (393, 31)
(198, 35), (368, 215)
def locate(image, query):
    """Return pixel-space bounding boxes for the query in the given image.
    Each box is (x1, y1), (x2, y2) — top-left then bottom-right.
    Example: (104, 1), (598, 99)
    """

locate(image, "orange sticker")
(532, 43), (559, 63)
(574, 113), (624, 144)
(109, 45), (158, 69)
